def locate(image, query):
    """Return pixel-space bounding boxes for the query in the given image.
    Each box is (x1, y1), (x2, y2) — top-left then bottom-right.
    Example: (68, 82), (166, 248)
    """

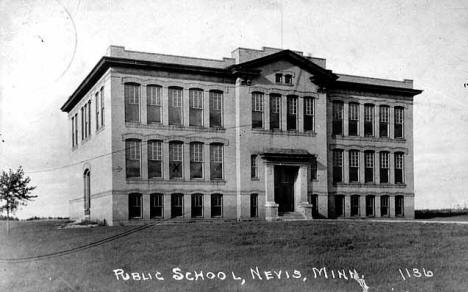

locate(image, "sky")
(0, 0), (467, 218)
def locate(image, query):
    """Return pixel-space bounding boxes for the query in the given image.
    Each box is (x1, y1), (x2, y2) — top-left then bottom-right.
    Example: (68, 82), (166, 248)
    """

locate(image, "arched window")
(366, 195), (375, 217)
(395, 195), (404, 216)
(83, 169), (91, 216)
(128, 193), (142, 219)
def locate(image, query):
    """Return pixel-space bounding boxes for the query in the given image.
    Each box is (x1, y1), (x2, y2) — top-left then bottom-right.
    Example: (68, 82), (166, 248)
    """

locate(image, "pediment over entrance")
(260, 148), (315, 164)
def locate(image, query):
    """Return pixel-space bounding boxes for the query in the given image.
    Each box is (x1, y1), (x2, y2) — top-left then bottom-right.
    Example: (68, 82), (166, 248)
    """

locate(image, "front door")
(274, 166), (297, 213)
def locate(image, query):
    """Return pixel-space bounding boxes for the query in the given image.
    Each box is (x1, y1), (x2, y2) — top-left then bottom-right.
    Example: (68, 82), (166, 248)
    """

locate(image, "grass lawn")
(1, 219), (468, 292)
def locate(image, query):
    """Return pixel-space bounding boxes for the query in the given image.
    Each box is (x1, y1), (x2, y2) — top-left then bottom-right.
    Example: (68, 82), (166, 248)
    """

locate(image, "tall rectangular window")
(394, 107), (404, 138)
(148, 140), (162, 178)
(211, 194), (223, 217)
(366, 196), (375, 216)
(171, 193), (183, 217)
(335, 195), (344, 217)
(307, 194), (319, 217)
(364, 104), (374, 136)
(333, 149), (343, 183)
(87, 100), (91, 136)
(252, 92), (264, 129)
(81, 107), (84, 140)
(395, 152), (404, 184)
(189, 89), (203, 127)
(395, 195), (404, 216)
(71, 116), (76, 147)
(100, 87), (104, 127)
(270, 94), (281, 130)
(209, 90), (223, 128)
(304, 97), (315, 131)
(380, 152), (389, 183)
(147, 85), (162, 124)
(126, 139), (141, 178)
(251, 155), (258, 179)
(128, 193), (142, 219)
(381, 195), (389, 217)
(210, 144), (223, 180)
(379, 105), (389, 137)
(150, 193), (163, 218)
(250, 194), (258, 217)
(287, 96), (297, 130)
(348, 103), (359, 136)
(191, 194), (203, 218)
(168, 87), (183, 126)
(310, 159), (317, 181)
(125, 83), (140, 123)
(74, 114), (78, 145)
(190, 142), (203, 179)
(332, 101), (343, 135)
(95, 91), (100, 130)
(351, 195), (360, 216)
(349, 150), (359, 182)
(169, 142), (183, 179)
(364, 151), (374, 183)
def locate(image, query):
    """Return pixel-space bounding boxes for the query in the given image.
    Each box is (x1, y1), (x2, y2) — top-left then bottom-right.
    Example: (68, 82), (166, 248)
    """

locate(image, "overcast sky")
(1, 0), (467, 218)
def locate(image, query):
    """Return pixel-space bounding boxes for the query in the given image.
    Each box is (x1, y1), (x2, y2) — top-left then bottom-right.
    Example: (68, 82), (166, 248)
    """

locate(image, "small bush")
(415, 208), (468, 219)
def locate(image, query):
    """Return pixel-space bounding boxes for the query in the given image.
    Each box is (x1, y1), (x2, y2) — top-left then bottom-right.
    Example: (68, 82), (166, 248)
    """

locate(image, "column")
(343, 149), (349, 183)
(163, 193), (171, 219)
(359, 150), (365, 184)
(389, 195), (396, 217)
(389, 106), (395, 139)
(264, 94), (270, 130)
(264, 163), (278, 220)
(296, 165), (312, 218)
(298, 96), (304, 132)
(141, 84), (147, 124)
(204, 194), (211, 218)
(281, 95), (287, 131)
(141, 138), (148, 180)
(183, 88), (190, 127)
(203, 90), (210, 128)
(375, 195), (381, 217)
(162, 87), (169, 126)
(343, 102), (349, 136)
(389, 152), (395, 185)
(374, 104), (380, 137)
(143, 193), (150, 219)
(163, 142), (170, 180)
(359, 103), (365, 137)
(344, 195), (351, 217)
(204, 143), (211, 181)
(184, 193), (191, 218)
(360, 195), (366, 218)
(183, 142), (190, 180)
(375, 151), (380, 184)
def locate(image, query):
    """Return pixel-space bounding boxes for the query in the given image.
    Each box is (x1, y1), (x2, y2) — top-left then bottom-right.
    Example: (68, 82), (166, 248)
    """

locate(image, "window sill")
(251, 177), (260, 181)
(126, 122), (226, 133)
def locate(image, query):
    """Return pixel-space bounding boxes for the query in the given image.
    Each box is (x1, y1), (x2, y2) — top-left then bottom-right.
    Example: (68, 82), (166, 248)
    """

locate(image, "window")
(380, 152), (389, 183)
(364, 104), (374, 136)
(332, 101), (343, 135)
(211, 194), (223, 217)
(148, 140), (162, 178)
(310, 158), (317, 181)
(348, 103), (359, 136)
(189, 89), (203, 127)
(270, 94), (281, 130)
(169, 141), (183, 179)
(95, 91), (100, 130)
(284, 74), (292, 85)
(128, 193), (142, 219)
(395, 195), (404, 216)
(335, 195), (344, 217)
(125, 139), (141, 178)
(209, 90), (223, 128)
(287, 96), (297, 130)
(364, 151), (374, 183)
(366, 195), (375, 217)
(210, 143), (223, 180)
(394, 107), (404, 138)
(100, 87), (104, 127)
(171, 193), (183, 217)
(191, 193), (203, 218)
(275, 73), (283, 83)
(251, 155), (258, 179)
(381, 195), (389, 217)
(351, 195), (360, 216)
(252, 92), (264, 129)
(71, 116), (76, 147)
(307, 194), (319, 217)
(87, 100), (91, 136)
(124, 83), (140, 123)
(379, 105), (389, 137)
(147, 85), (162, 124)
(150, 193), (163, 218)
(190, 142), (203, 179)
(333, 149), (343, 183)
(250, 194), (258, 217)
(349, 150), (359, 182)
(83, 169), (90, 216)
(81, 101), (92, 140)
(169, 87), (183, 126)
(81, 107), (84, 139)
(395, 152), (404, 184)
(304, 97), (315, 132)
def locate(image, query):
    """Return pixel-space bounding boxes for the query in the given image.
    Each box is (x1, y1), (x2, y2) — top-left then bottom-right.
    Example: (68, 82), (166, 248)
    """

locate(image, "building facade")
(61, 46), (421, 225)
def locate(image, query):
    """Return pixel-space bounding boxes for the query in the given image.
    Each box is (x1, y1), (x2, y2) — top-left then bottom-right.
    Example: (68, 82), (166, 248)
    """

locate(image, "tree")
(0, 166), (37, 232)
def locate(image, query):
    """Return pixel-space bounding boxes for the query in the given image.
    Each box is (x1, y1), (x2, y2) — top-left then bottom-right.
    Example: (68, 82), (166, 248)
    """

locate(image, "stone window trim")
(121, 133), (229, 146)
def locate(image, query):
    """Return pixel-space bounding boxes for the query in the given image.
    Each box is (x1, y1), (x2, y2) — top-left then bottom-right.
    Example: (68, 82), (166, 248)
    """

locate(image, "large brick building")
(61, 46), (421, 225)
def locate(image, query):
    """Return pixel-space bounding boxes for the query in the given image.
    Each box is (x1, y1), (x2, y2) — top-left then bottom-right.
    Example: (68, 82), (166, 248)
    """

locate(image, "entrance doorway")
(274, 166), (298, 214)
